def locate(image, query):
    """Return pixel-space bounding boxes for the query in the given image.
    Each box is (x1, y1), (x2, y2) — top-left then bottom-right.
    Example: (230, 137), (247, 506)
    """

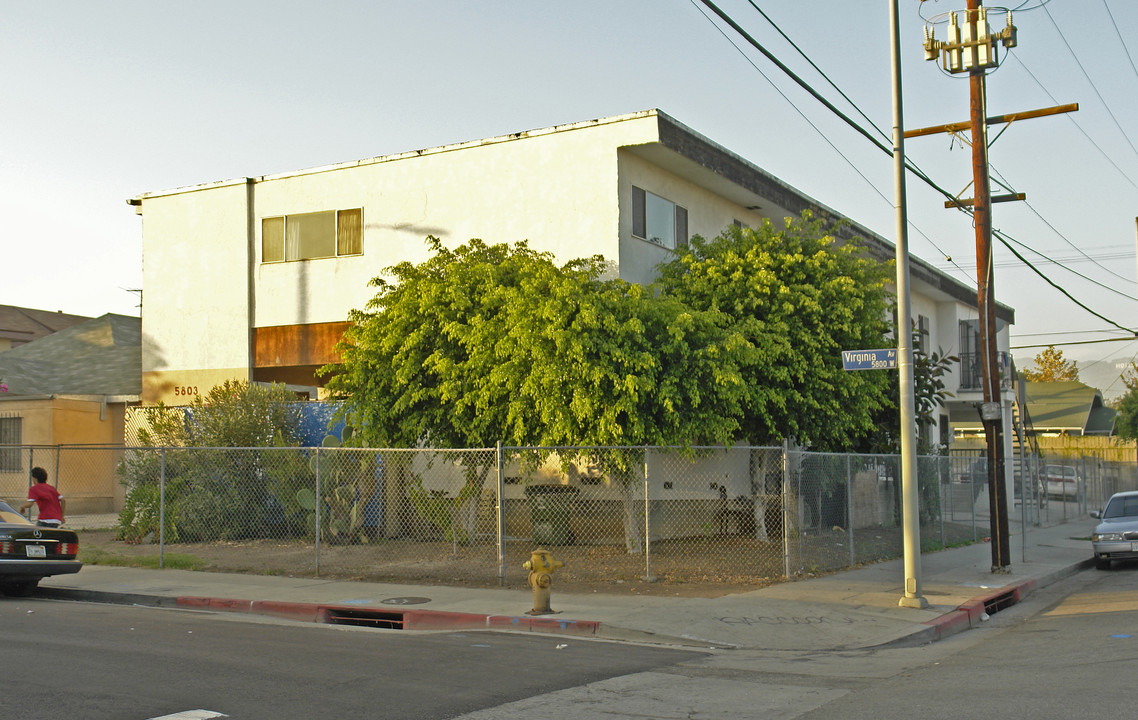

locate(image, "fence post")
(315, 447), (321, 576)
(496, 442), (506, 586)
(159, 447), (166, 569)
(846, 455), (854, 567)
(54, 445), (61, 497)
(939, 457), (946, 552)
(782, 438), (791, 578)
(643, 446), (653, 582)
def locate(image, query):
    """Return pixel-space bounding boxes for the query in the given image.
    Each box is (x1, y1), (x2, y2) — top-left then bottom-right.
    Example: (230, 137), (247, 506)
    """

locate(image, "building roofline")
(129, 110), (663, 203)
(127, 108), (1010, 320)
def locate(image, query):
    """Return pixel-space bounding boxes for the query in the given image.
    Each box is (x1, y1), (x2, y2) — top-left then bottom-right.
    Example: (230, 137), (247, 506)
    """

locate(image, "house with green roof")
(1023, 380), (1117, 437)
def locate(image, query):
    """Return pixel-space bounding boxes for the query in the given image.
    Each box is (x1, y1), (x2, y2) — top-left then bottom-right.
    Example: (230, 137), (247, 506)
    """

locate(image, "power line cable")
(695, 0), (1136, 333)
(987, 165), (1138, 288)
(705, 0), (974, 277)
(690, 0), (968, 278)
(1043, 2), (1138, 163)
(992, 225), (1137, 333)
(1007, 52), (1138, 189)
(1013, 328), (1136, 337)
(1012, 337), (1138, 349)
(688, 1), (890, 205)
(1101, 0), (1138, 91)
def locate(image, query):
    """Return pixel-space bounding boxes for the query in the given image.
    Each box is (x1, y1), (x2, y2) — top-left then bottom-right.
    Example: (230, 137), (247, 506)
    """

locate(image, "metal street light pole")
(891, 0), (926, 609)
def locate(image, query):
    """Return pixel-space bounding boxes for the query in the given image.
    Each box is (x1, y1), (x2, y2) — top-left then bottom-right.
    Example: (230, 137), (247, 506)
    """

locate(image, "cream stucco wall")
(249, 115), (665, 327)
(616, 151), (769, 284)
(141, 183), (253, 375)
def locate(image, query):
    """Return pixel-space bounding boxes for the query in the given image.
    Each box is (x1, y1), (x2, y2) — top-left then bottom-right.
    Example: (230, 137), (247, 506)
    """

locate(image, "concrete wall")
(0, 396), (129, 512)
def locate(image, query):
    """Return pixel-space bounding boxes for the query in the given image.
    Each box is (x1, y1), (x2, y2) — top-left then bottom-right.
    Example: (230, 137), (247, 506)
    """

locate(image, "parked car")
(0, 500), (82, 596)
(1091, 491), (1138, 570)
(1043, 464), (1079, 500)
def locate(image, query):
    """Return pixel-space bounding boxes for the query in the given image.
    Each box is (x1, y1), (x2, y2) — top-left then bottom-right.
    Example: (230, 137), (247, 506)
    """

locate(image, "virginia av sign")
(841, 348), (897, 371)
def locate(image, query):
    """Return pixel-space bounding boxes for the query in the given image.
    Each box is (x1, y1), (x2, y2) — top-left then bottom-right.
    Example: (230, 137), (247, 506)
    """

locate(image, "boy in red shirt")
(19, 466), (66, 527)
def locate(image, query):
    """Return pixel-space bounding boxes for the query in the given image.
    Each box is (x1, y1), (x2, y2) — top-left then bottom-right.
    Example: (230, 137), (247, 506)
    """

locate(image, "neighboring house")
(128, 109), (1015, 449)
(0, 313), (142, 513)
(0, 304), (91, 352)
(1023, 380), (1117, 436)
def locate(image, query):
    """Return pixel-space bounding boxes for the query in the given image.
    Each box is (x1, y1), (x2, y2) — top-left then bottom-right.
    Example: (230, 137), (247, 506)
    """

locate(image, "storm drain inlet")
(321, 607), (406, 629)
(982, 589), (1018, 616)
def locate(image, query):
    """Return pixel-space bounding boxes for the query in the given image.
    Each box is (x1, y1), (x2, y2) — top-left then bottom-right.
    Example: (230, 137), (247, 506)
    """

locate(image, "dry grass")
(77, 521), (981, 598)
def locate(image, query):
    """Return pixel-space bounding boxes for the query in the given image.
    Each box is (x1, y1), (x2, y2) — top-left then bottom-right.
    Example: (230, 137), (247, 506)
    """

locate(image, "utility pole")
(918, 2), (1021, 572)
(966, 0), (1011, 573)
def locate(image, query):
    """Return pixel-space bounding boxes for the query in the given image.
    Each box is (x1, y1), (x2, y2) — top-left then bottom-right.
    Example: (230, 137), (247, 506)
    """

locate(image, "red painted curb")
(175, 596), (600, 636)
(922, 578), (1038, 640)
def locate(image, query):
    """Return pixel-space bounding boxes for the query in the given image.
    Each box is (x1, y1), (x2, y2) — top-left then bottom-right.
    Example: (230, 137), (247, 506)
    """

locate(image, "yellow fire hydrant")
(522, 548), (563, 615)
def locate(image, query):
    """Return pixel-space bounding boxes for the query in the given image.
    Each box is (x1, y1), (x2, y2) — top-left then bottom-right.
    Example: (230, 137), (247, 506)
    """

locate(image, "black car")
(0, 499), (82, 596)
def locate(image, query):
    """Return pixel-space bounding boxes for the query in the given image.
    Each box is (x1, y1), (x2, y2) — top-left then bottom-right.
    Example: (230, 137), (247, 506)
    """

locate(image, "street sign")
(841, 348), (897, 371)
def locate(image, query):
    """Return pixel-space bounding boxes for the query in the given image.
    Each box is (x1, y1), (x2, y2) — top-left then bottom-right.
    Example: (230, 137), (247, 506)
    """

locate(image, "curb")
(174, 596), (603, 637)
(916, 557), (1094, 644)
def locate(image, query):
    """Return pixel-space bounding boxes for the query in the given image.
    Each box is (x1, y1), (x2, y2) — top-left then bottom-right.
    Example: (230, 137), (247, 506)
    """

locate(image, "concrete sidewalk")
(40, 516), (1095, 651)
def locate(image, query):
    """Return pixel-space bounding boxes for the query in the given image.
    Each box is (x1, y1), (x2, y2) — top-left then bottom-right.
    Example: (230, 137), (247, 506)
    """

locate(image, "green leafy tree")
(324, 237), (754, 551)
(1117, 363), (1138, 444)
(655, 213), (894, 449)
(1023, 345), (1079, 382)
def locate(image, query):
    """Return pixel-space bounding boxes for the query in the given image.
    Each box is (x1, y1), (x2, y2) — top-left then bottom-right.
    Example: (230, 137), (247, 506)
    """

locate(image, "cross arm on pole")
(904, 103), (1078, 139)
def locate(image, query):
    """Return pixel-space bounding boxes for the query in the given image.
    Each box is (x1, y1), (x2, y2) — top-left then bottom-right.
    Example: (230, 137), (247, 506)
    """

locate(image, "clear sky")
(3, 1), (1136, 395)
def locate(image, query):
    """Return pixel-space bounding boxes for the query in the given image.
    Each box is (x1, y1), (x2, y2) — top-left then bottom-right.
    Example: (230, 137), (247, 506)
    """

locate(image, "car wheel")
(1095, 557), (1112, 571)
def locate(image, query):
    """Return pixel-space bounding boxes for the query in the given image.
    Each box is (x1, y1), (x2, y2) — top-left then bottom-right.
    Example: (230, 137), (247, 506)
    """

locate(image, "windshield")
(0, 499), (32, 525)
(1103, 496), (1138, 519)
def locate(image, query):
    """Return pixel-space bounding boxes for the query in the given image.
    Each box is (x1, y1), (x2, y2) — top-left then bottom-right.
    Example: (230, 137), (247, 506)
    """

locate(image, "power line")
(1102, 0), (1138, 86)
(989, 224), (1138, 302)
(1012, 336), (1138, 349)
(1013, 328), (1136, 337)
(1043, 2), (1138, 163)
(694, 0), (1137, 333)
(1008, 52), (1138, 189)
(737, 1), (969, 276)
(987, 165), (1138, 287)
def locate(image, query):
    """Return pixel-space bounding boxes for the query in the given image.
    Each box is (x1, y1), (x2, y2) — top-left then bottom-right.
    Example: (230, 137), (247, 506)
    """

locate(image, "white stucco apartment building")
(129, 109), (1014, 447)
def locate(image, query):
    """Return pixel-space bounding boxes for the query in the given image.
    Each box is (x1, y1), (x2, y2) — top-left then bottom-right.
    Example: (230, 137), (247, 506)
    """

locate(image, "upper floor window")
(632, 186), (687, 250)
(262, 208), (363, 263)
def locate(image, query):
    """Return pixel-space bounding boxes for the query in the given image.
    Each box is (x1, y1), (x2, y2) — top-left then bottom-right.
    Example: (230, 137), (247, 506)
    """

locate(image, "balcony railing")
(957, 351), (1011, 392)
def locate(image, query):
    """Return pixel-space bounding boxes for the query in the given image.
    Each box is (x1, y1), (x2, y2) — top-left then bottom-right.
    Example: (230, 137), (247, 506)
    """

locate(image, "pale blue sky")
(3, 1), (1136, 393)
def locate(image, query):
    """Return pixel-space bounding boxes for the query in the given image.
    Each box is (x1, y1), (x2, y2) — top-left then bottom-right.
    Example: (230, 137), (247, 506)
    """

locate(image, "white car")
(1043, 464), (1079, 500)
(1091, 492), (1138, 570)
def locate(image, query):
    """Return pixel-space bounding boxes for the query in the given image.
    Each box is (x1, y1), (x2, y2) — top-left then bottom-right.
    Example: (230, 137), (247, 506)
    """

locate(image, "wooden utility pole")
(967, 0), (1011, 572)
(915, 3), (1077, 572)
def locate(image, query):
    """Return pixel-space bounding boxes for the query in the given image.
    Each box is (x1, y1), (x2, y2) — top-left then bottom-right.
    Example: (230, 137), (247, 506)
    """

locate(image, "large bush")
(117, 381), (308, 542)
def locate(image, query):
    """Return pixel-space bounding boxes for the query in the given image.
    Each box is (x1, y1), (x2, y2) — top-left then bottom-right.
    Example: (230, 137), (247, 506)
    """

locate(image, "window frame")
(261, 208), (364, 264)
(631, 186), (688, 251)
(0, 415), (22, 472)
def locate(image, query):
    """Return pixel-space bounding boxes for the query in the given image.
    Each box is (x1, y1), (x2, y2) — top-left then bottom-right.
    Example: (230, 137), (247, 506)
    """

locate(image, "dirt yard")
(76, 520), (984, 598)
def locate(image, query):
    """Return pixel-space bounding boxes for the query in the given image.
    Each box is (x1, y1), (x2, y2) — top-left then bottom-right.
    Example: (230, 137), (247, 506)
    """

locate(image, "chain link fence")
(4, 441), (1135, 591)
